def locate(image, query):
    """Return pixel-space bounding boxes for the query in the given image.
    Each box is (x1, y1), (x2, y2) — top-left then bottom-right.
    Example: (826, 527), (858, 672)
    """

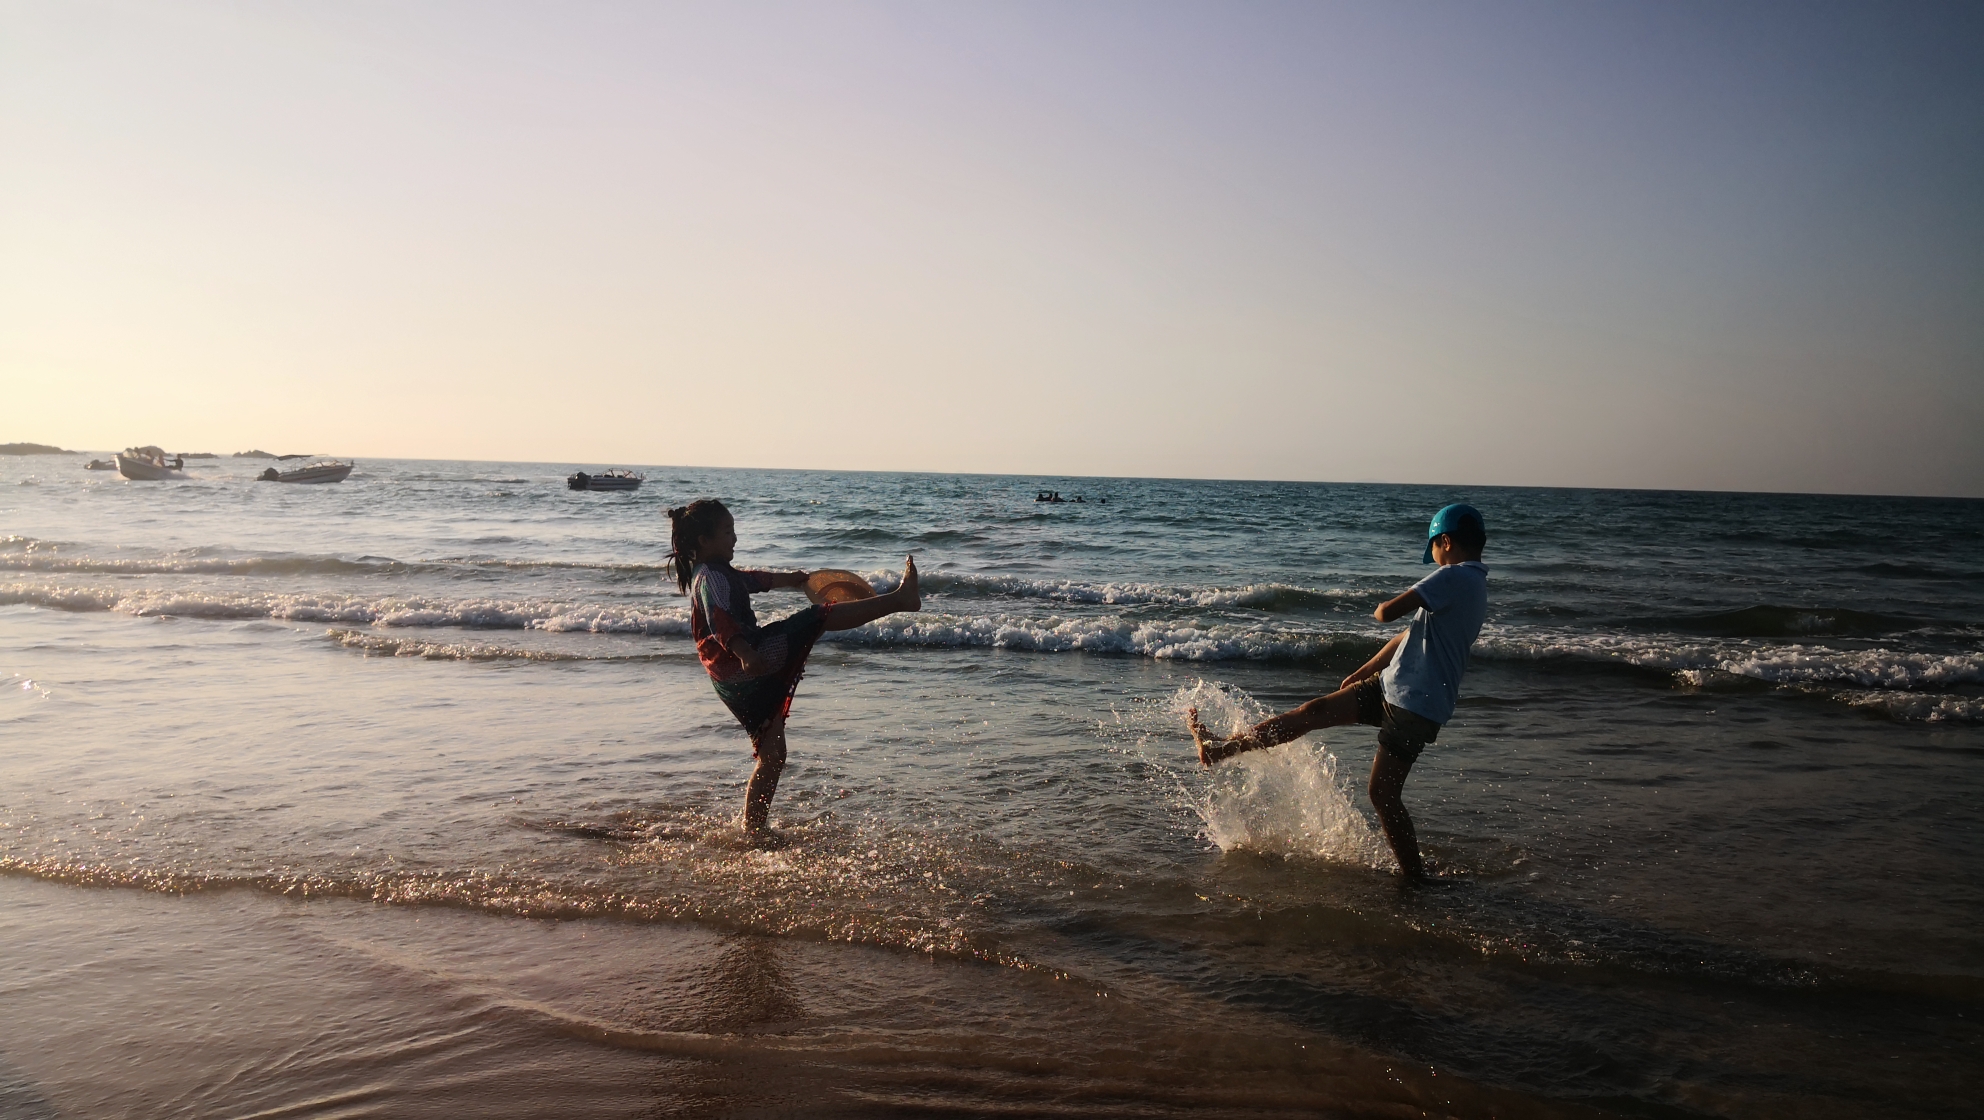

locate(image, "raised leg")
(1367, 745), (1426, 879)
(1187, 685), (1362, 766)
(822, 555), (921, 631)
(742, 715), (787, 833)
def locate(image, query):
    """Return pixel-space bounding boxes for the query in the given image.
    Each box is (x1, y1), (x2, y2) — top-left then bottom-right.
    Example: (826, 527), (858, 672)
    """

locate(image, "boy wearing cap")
(1188, 503), (1490, 880)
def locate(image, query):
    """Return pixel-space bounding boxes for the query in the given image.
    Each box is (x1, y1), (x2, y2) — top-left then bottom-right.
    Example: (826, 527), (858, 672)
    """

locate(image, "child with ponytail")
(665, 499), (921, 835)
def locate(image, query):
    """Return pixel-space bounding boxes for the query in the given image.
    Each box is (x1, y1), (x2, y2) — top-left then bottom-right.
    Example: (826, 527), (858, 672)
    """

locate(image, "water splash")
(1166, 681), (1391, 868)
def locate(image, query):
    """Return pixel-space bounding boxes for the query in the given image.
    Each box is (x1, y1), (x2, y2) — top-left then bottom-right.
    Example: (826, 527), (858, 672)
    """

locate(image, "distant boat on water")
(257, 460), (354, 484)
(116, 447), (184, 480)
(84, 459), (116, 471)
(568, 469), (644, 491)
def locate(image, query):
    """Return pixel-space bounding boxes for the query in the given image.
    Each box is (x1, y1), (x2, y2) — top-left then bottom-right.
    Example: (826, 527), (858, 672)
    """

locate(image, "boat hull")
(115, 454), (180, 481)
(274, 463), (353, 484)
(567, 472), (643, 491)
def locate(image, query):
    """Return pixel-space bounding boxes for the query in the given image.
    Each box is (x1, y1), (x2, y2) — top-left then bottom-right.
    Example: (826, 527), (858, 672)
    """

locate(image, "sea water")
(1, 456), (1979, 1117)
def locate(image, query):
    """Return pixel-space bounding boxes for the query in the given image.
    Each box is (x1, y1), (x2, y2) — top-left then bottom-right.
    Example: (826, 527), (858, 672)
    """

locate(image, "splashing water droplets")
(1169, 681), (1391, 869)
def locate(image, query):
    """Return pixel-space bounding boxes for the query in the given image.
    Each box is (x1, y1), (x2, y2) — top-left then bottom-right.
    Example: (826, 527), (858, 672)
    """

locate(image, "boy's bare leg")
(823, 555), (921, 631)
(1367, 745), (1426, 879)
(742, 716), (787, 833)
(1187, 686), (1362, 767)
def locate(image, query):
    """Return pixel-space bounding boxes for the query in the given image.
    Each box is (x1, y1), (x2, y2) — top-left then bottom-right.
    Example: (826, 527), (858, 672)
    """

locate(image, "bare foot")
(1186, 707), (1238, 767)
(897, 554), (921, 611)
(743, 826), (790, 851)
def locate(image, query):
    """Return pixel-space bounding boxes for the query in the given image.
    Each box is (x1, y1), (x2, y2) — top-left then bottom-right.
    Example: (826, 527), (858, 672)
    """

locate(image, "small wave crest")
(1637, 604), (1920, 638)
(1837, 690), (1984, 724)
(829, 612), (1378, 661)
(0, 552), (425, 578)
(919, 572), (1357, 611)
(1478, 629), (1984, 691)
(1, 582), (693, 635)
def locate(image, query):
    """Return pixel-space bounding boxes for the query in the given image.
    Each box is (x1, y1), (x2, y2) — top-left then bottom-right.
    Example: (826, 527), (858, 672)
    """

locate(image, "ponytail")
(665, 499), (731, 593)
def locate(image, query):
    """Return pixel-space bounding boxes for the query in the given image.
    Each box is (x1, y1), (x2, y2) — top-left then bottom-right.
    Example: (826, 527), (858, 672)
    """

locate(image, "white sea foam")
(1477, 628), (1984, 689)
(7, 580), (1977, 722)
(914, 571), (1356, 610)
(1167, 682), (1390, 867)
(1837, 690), (1984, 723)
(0, 582), (693, 635)
(825, 611), (1364, 661)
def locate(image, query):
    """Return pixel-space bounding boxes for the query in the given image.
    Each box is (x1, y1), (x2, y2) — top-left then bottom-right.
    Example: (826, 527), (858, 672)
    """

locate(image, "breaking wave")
(8, 578), (1978, 719)
(0, 582), (691, 635)
(914, 571), (1360, 611)
(1477, 628), (1984, 693)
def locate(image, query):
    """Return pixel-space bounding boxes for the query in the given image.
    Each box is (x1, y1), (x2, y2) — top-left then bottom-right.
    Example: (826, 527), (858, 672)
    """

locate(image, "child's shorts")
(1352, 680), (1441, 764)
(708, 605), (830, 744)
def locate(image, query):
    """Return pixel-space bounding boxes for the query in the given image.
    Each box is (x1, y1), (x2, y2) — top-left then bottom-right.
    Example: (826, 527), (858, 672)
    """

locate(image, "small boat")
(257, 460), (354, 484)
(568, 469), (644, 491)
(116, 446), (184, 480)
(84, 459), (116, 471)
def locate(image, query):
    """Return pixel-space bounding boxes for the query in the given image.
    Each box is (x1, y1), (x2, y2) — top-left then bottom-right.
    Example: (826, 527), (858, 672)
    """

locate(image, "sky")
(2, 1), (1980, 496)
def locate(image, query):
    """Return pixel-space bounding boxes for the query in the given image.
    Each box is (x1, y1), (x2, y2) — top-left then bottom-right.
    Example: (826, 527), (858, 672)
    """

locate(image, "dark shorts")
(709, 605), (830, 743)
(1352, 679), (1441, 765)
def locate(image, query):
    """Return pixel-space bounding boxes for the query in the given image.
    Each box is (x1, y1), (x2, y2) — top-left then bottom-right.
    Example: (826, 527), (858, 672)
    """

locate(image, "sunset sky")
(3, 1), (1979, 495)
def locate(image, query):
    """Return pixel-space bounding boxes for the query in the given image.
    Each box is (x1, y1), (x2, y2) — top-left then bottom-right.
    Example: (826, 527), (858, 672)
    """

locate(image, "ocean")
(2, 455), (1979, 1118)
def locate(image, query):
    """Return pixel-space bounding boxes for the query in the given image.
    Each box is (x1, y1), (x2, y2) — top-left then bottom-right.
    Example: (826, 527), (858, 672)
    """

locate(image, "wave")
(1636, 604), (1922, 638)
(824, 612), (1380, 661)
(0, 552), (430, 577)
(10, 579), (1978, 719)
(0, 582), (692, 635)
(1836, 690), (1984, 724)
(914, 571), (1359, 611)
(325, 630), (685, 662)
(0, 538), (1360, 614)
(1478, 629), (1984, 698)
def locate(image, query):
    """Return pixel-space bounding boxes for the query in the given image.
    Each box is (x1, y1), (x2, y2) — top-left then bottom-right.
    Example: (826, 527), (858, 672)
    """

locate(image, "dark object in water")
(568, 470), (644, 491)
(257, 461), (354, 484)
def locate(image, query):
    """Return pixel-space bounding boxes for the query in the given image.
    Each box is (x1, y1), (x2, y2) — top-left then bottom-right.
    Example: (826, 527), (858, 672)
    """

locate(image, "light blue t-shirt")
(1380, 560), (1489, 725)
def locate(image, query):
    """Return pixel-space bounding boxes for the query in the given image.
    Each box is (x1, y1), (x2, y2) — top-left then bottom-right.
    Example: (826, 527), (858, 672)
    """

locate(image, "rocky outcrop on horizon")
(0, 442), (74, 455)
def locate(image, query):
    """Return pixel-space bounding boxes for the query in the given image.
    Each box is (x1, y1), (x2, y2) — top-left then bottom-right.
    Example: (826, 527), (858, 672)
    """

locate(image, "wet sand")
(0, 875), (1591, 1119)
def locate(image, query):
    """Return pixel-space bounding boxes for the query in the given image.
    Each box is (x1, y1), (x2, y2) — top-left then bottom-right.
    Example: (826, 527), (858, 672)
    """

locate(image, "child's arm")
(1341, 631), (1407, 690)
(740, 569), (810, 591)
(722, 634), (771, 676)
(1373, 589), (1426, 624)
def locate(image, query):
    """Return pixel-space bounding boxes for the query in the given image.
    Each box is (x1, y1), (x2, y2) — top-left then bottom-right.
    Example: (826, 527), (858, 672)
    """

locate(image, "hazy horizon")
(5, 1), (1980, 498)
(17, 444), (1984, 502)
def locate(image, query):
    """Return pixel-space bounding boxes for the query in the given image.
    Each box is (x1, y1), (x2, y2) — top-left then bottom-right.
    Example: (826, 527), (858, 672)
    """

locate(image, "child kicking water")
(1189, 503), (1489, 880)
(666, 499), (922, 835)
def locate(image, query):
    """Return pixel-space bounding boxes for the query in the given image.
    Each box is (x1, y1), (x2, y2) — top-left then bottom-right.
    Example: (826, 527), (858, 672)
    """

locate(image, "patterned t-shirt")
(689, 561), (792, 682)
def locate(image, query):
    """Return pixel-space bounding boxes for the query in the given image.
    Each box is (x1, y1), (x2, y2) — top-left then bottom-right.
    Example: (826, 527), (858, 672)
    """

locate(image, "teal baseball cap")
(1423, 503), (1484, 563)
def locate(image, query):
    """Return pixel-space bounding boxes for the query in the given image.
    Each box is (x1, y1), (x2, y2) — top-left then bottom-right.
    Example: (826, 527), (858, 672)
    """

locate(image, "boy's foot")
(742, 826), (790, 851)
(1186, 707), (1238, 767)
(897, 554), (921, 612)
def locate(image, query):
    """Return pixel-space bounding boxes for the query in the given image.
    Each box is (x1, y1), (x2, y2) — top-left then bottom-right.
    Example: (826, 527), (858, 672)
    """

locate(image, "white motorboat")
(116, 447), (183, 480)
(567, 469), (644, 491)
(258, 460), (354, 484)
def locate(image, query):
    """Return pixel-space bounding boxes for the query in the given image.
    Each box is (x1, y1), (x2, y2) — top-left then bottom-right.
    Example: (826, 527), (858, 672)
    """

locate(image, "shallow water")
(2, 455), (1980, 1117)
